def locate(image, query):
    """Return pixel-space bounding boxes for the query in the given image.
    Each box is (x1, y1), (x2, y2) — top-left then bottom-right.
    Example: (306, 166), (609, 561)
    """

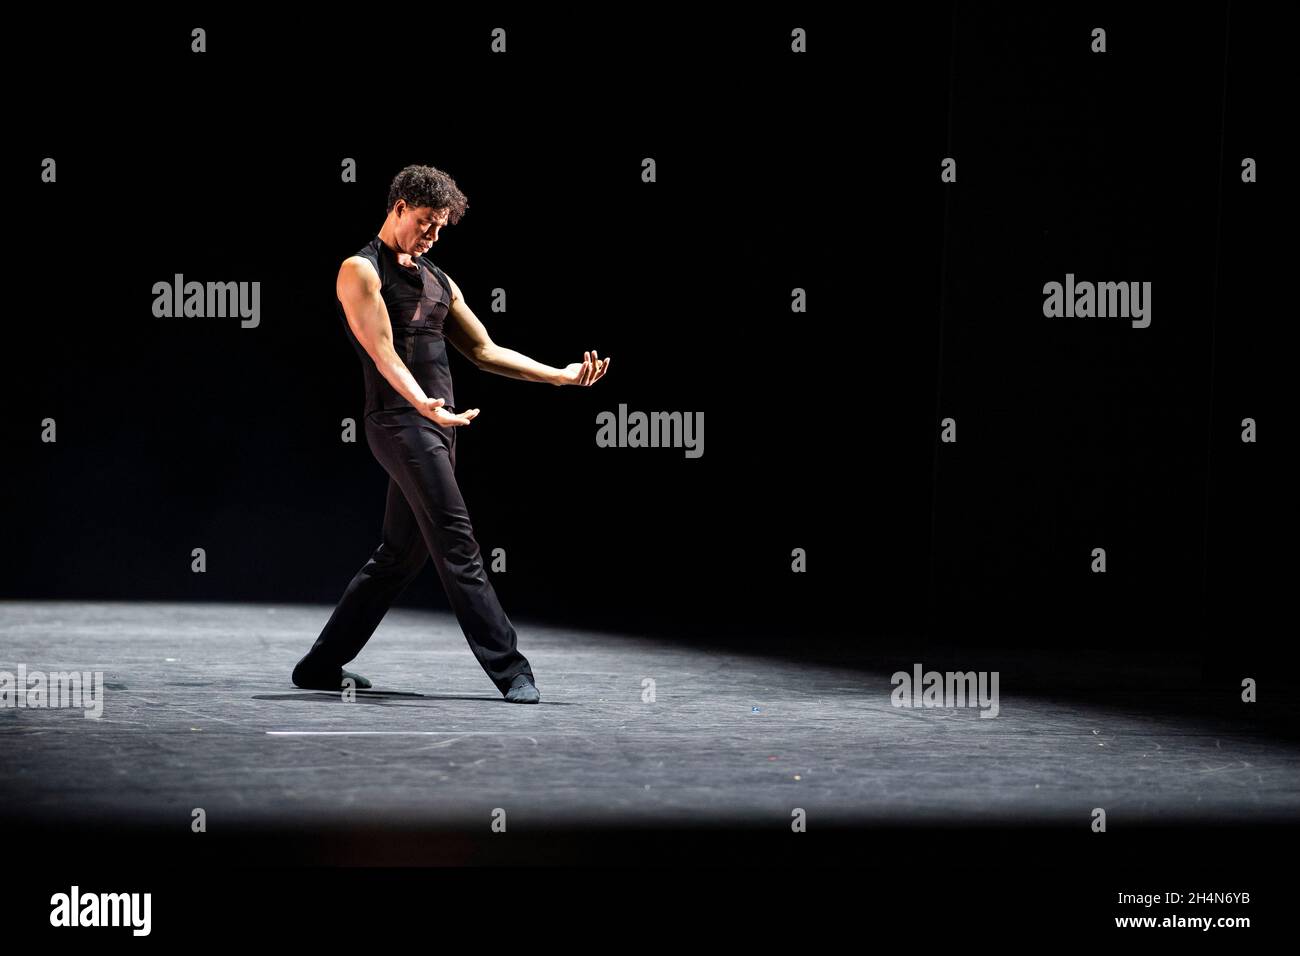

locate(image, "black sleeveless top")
(337, 236), (456, 417)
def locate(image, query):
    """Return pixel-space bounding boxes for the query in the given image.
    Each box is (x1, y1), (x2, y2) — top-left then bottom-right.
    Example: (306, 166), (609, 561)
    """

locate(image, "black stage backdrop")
(6, 8), (1285, 671)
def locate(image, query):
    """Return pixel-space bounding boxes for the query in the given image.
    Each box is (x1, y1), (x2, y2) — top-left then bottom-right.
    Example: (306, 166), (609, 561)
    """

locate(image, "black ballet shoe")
(503, 674), (540, 704)
(293, 666), (372, 691)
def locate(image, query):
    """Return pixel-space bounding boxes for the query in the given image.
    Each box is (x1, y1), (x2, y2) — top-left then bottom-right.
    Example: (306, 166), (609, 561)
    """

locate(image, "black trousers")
(294, 407), (534, 695)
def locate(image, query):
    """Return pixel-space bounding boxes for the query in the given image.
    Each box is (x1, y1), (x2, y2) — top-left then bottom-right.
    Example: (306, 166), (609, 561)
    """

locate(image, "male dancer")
(292, 165), (610, 703)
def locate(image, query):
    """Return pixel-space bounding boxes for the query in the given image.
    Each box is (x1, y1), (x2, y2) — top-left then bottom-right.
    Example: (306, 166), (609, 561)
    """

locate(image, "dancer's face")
(394, 201), (450, 256)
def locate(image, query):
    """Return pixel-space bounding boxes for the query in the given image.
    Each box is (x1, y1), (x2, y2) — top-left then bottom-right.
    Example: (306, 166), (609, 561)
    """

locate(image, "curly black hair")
(385, 165), (469, 223)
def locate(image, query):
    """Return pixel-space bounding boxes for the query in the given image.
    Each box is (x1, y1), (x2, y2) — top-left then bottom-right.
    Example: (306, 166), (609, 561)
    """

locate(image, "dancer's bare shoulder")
(337, 256), (380, 295)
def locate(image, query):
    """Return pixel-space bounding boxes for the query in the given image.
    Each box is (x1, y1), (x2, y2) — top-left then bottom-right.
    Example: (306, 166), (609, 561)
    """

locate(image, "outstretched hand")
(557, 350), (611, 386)
(414, 397), (480, 426)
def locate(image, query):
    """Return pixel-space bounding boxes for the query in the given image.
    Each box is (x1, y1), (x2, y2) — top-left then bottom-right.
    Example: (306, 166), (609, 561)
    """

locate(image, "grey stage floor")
(2, 600), (1299, 835)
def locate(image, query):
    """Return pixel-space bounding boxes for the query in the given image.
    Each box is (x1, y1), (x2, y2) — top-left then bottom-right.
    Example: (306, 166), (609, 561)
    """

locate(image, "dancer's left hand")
(556, 350), (611, 386)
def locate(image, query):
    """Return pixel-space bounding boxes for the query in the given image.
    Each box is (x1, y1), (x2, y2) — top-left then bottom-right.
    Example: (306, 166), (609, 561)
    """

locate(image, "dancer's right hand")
(414, 396), (480, 426)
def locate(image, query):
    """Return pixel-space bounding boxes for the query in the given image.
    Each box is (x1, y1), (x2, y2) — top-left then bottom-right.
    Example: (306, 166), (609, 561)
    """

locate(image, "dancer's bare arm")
(337, 258), (477, 424)
(442, 271), (610, 387)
